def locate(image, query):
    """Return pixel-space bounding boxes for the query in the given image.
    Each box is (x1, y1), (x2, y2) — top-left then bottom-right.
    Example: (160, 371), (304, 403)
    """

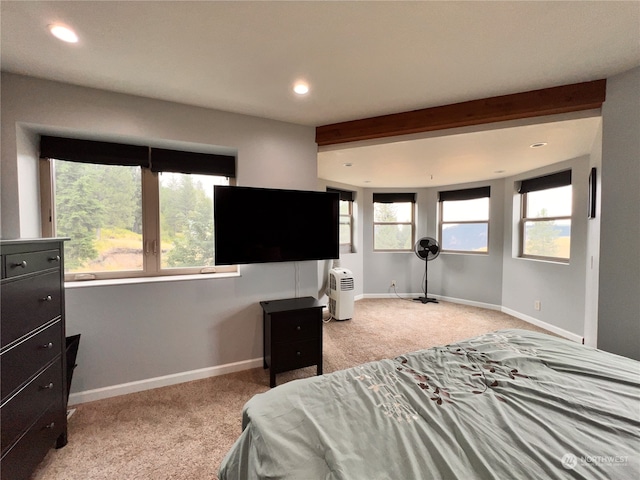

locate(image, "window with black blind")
(327, 188), (355, 253)
(39, 135), (237, 280)
(438, 186), (490, 253)
(518, 170), (572, 261)
(372, 193), (416, 251)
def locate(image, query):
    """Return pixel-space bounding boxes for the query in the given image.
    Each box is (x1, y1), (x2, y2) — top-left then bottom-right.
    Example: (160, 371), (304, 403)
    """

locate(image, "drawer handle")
(40, 342), (54, 349)
(44, 422), (56, 429)
(13, 260), (28, 268)
(296, 326), (301, 331)
(41, 295), (53, 302)
(49, 255), (61, 262)
(296, 351), (301, 356)
(40, 382), (54, 390)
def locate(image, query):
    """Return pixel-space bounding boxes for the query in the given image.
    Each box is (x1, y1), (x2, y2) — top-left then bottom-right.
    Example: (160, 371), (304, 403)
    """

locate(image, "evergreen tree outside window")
(519, 170), (572, 262)
(52, 160), (143, 273)
(327, 188), (355, 253)
(373, 193), (415, 251)
(40, 136), (237, 281)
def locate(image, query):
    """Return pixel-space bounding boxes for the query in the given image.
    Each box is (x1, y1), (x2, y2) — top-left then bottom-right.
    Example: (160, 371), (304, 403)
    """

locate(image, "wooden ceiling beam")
(315, 79), (606, 147)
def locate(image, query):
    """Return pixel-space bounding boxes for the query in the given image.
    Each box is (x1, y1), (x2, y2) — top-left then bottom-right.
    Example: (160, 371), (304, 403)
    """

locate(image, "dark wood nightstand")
(260, 297), (324, 388)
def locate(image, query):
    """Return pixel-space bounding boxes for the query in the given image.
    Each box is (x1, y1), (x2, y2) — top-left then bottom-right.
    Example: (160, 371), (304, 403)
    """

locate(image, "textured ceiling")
(1, 1), (637, 187)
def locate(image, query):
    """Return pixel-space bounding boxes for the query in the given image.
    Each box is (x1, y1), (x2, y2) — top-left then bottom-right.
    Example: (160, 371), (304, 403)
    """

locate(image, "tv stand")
(260, 297), (324, 388)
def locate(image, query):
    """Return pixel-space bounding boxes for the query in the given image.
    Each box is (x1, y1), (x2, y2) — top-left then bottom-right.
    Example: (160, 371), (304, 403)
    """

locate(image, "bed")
(219, 329), (639, 479)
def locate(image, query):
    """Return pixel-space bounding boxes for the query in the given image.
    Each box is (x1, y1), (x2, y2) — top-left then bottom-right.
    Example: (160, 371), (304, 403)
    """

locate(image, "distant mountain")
(441, 223), (571, 252)
(441, 224), (487, 251)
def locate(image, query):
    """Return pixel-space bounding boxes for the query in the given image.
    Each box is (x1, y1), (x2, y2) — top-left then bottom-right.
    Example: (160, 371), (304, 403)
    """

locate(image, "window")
(39, 136), (237, 280)
(373, 193), (415, 251)
(327, 188), (355, 253)
(519, 170), (572, 261)
(438, 186), (490, 253)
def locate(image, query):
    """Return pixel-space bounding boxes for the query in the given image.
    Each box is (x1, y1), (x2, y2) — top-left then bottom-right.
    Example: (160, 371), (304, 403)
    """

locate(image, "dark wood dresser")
(261, 296), (324, 388)
(1, 238), (68, 480)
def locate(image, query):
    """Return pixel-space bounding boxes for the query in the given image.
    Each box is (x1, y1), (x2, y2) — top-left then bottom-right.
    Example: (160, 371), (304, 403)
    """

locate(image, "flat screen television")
(214, 185), (339, 265)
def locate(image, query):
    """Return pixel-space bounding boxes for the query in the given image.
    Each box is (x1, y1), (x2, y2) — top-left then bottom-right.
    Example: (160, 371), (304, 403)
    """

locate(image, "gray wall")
(501, 156), (591, 336)
(1, 73), (320, 393)
(317, 180), (365, 301)
(598, 67), (640, 360)
(361, 179), (505, 307)
(2, 66), (638, 399)
(583, 124), (603, 347)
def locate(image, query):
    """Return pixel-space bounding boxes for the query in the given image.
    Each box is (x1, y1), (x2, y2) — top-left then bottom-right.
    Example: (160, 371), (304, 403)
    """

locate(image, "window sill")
(517, 256), (570, 265)
(65, 271), (241, 289)
(441, 250), (489, 256)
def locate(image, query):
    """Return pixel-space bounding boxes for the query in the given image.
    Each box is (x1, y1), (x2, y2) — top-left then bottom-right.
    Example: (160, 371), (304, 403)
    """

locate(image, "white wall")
(1, 73), (320, 396)
(598, 66), (640, 360)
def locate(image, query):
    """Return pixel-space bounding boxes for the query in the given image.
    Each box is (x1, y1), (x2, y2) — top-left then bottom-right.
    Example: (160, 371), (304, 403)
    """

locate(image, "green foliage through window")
(53, 161), (228, 274)
(373, 202), (414, 251)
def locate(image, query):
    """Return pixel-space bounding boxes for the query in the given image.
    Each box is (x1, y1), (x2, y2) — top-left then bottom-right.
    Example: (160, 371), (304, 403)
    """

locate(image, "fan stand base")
(413, 296), (438, 304)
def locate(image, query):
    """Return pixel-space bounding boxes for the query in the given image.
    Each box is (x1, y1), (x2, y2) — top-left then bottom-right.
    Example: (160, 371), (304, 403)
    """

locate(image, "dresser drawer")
(4, 249), (61, 279)
(1, 320), (63, 402)
(273, 339), (320, 373)
(271, 310), (320, 343)
(1, 358), (62, 452)
(0, 402), (66, 480)
(1, 271), (61, 348)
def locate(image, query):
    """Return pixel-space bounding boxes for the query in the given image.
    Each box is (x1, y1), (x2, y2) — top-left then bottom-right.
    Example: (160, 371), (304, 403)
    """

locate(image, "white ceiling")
(1, 1), (638, 187)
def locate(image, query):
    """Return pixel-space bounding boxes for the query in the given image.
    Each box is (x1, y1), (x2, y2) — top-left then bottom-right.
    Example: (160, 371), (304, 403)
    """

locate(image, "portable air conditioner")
(329, 268), (355, 321)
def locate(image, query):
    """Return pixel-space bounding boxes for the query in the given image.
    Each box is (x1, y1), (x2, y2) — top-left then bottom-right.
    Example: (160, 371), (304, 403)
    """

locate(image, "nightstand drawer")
(271, 310), (320, 343)
(273, 339), (320, 373)
(4, 249), (61, 279)
(1, 271), (61, 348)
(1, 320), (62, 402)
(1, 358), (62, 453)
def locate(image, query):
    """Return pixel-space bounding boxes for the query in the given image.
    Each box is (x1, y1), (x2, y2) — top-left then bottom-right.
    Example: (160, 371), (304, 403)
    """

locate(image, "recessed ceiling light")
(363, 180), (371, 184)
(49, 24), (78, 43)
(494, 170), (505, 174)
(343, 163), (353, 167)
(293, 82), (309, 95)
(530, 142), (548, 148)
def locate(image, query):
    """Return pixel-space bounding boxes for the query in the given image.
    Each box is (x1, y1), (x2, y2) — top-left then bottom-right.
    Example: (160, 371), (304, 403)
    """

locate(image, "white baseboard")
(365, 293), (582, 343)
(364, 293), (501, 311)
(68, 357), (263, 406)
(69, 299), (582, 405)
(501, 307), (583, 343)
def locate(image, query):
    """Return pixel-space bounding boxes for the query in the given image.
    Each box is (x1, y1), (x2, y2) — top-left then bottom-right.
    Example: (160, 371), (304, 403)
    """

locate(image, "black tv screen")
(214, 185), (339, 265)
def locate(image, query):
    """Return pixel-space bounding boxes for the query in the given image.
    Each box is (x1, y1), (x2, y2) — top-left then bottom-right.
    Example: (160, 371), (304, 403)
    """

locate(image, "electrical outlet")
(534, 300), (541, 311)
(391, 280), (396, 288)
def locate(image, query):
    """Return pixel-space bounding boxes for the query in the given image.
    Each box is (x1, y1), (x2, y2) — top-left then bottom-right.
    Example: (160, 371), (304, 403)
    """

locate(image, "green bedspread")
(219, 329), (639, 479)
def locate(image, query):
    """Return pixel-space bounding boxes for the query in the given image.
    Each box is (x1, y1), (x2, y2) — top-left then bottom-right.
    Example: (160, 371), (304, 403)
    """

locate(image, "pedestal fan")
(413, 236), (440, 304)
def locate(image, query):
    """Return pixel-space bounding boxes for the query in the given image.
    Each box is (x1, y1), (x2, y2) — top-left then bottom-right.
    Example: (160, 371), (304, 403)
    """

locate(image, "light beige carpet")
(33, 298), (552, 480)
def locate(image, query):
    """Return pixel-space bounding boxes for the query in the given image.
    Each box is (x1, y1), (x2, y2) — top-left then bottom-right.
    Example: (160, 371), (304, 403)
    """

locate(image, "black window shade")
(373, 192), (416, 203)
(438, 186), (490, 202)
(518, 170), (571, 193)
(150, 148), (235, 177)
(327, 187), (355, 202)
(40, 135), (236, 177)
(40, 136), (149, 167)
